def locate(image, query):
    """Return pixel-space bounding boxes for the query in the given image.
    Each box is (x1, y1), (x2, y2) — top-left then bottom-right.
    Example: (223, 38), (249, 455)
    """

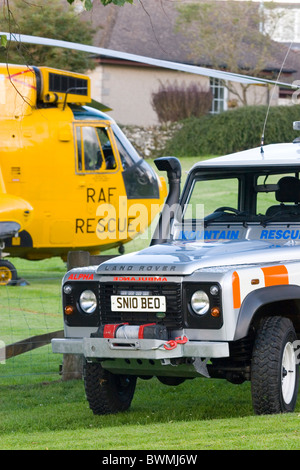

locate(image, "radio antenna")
(261, 40), (294, 156)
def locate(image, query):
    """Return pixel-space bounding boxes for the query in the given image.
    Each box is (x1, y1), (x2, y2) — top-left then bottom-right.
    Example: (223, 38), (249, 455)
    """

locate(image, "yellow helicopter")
(1, 32), (299, 286)
(0, 63), (167, 284)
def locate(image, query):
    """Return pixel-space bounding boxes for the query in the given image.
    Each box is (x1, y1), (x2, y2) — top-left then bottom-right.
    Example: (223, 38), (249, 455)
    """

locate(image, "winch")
(93, 323), (169, 341)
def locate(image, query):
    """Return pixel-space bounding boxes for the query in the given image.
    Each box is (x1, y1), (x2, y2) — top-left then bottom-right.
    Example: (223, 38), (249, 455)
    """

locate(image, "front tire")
(251, 316), (299, 415)
(83, 361), (137, 415)
(0, 260), (17, 286)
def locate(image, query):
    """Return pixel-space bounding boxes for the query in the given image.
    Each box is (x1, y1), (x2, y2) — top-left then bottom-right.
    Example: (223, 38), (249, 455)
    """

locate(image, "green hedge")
(164, 105), (300, 157)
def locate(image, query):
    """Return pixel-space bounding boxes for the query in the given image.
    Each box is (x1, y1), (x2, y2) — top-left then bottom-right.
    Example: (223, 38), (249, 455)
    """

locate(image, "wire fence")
(0, 259), (66, 383)
(0, 239), (146, 384)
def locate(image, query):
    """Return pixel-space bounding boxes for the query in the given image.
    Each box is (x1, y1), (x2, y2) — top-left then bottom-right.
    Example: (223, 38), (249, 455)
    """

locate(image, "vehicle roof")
(190, 142), (300, 171)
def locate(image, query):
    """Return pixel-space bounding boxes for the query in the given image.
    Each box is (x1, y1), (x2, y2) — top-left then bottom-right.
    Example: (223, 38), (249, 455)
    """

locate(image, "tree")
(67, 0), (133, 9)
(0, 0), (96, 72)
(176, 0), (284, 105)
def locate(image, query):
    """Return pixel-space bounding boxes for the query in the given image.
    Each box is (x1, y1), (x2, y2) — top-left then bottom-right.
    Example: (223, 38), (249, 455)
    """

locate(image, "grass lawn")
(0, 156), (300, 450)
(0, 373), (300, 450)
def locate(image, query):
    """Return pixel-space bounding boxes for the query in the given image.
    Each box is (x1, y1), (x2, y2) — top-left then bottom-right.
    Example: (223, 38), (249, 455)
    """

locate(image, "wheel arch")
(234, 284), (300, 341)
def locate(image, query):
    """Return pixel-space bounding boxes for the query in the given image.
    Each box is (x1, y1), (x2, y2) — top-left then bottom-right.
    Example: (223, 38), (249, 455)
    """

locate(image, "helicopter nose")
(0, 194), (33, 233)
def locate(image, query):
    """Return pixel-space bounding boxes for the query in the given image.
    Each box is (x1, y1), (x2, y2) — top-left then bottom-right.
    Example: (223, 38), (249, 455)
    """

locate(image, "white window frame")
(210, 78), (228, 114)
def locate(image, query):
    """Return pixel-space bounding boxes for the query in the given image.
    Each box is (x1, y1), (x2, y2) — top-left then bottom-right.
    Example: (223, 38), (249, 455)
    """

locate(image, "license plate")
(111, 295), (166, 312)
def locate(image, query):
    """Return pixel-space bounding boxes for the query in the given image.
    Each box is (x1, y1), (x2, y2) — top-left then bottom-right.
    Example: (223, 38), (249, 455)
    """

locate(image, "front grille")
(100, 282), (183, 329)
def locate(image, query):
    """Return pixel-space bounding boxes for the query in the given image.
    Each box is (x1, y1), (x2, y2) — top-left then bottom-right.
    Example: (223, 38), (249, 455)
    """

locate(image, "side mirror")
(154, 156), (181, 182)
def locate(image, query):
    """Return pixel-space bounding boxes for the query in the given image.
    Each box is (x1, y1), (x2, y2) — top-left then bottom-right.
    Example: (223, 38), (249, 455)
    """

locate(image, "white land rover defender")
(53, 131), (300, 416)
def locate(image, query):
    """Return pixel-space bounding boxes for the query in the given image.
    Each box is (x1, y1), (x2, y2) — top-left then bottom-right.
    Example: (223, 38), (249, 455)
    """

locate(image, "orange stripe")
(261, 265), (289, 287)
(232, 271), (241, 309)
(6, 70), (36, 90)
(7, 69), (33, 79)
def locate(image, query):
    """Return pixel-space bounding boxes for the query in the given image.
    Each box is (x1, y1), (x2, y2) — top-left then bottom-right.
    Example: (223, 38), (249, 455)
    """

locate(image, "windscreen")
(112, 124), (159, 199)
(173, 168), (300, 244)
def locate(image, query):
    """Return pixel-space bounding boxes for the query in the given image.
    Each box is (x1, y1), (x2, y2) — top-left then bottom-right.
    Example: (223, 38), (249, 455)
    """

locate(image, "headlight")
(191, 290), (210, 315)
(79, 290), (97, 314)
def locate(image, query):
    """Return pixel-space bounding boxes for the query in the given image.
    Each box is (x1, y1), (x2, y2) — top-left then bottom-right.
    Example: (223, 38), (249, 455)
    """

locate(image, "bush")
(151, 81), (212, 124)
(164, 105), (300, 157)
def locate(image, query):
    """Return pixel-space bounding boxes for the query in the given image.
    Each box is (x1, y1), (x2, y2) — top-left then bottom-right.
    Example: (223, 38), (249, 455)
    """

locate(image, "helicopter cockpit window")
(76, 127), (82, 171)
(75, 126), (116, 173)
(111, 124), (159, 199)
(96, 127), (117, 170)
(82, 127), (103, 171)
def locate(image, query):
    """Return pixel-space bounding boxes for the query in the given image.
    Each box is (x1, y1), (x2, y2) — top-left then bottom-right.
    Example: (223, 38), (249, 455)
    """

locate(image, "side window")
(256, 173), (299, 215)
(75, 126), (117, 173)
(96, 127), (117, 170)
(76, 126), (82, 171)
(256, 174), (280, 215)
(82, 127), (103, 171)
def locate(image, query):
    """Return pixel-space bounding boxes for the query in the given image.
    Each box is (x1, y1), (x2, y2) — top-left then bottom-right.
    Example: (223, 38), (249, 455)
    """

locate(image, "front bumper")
(52, 336), (229, 361)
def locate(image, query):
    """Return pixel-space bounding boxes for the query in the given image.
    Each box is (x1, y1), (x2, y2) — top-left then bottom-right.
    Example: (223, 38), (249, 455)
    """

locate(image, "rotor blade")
(1, 32), (299, 89)
(91, 99), (112, 112)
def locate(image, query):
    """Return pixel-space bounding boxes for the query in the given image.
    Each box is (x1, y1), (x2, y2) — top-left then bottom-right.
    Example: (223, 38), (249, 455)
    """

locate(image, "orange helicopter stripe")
(9, 78), (36, 90)
(6, 69), (33, 79)
(6, 69), (36, 90)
